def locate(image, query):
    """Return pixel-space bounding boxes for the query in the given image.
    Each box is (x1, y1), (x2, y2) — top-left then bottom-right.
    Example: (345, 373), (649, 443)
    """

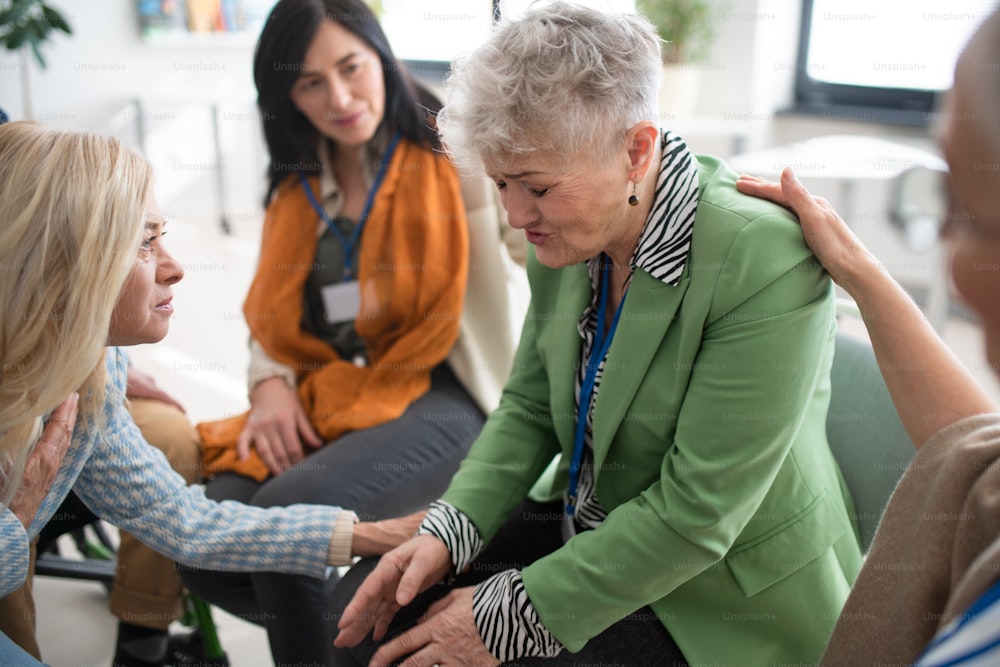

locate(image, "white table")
(728, 134), (945, 220)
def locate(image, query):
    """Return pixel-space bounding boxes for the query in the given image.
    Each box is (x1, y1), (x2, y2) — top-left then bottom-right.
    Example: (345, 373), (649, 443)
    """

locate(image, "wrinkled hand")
(238, 376), (322, 475)
(335, 535), (453, 649)
(736, 167), (873, 288)
(9, 394), (78, 530)
(369, 587), (499, 667)
(352, 511), (427, 558)
(126, 367), (185, 412)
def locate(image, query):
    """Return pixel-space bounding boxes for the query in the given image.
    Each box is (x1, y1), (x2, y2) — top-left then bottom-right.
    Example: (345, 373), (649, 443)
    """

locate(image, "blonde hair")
(437, 1), (662, 171)
(0, 121), (152, 506)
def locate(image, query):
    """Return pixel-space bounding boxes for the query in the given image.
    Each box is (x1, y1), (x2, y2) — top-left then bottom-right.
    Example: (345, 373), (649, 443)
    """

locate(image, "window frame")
(790, 0), (941, 126)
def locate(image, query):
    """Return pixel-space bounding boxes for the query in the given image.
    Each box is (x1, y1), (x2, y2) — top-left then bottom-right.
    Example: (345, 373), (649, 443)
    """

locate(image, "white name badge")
(321, 281), (361, 323)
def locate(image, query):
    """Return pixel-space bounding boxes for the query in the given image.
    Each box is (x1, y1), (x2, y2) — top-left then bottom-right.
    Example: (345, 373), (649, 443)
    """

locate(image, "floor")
(27, 172), (1000, 666)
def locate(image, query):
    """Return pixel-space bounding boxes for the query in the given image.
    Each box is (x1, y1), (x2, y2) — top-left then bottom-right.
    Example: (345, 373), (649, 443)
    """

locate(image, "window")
(792, 0), (995, 125)
(498, 0), (636, 21)
(383, 0), (636, 84)
(379, 0), (496, 63)
(382, 0), (636, 64)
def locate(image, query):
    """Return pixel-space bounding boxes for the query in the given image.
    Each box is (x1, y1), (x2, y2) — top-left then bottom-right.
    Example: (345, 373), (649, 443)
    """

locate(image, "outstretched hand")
(736, 167), (874, 289)
(335, 534), (453, 649)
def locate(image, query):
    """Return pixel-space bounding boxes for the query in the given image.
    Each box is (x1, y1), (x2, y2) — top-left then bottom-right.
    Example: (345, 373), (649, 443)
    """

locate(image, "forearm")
(350, 512), (425, 559)
(842, 253), (998, 448)
(0, 510), (30, 596)
(247, 338), (296, 393)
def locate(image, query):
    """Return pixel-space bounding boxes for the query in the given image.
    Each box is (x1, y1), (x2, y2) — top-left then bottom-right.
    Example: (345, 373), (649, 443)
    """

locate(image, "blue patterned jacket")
(1, 347), (341, 596)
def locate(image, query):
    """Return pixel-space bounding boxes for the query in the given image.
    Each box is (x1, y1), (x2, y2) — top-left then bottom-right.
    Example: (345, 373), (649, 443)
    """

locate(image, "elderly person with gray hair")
(332, 3), (860, 666)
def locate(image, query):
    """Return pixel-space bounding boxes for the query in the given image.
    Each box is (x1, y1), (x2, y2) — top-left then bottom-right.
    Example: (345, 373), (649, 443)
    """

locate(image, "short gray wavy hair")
(437, 1), (662, 171)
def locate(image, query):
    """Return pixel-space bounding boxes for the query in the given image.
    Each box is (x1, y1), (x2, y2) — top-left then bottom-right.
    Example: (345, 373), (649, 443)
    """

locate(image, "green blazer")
(442, 155), (862, 667)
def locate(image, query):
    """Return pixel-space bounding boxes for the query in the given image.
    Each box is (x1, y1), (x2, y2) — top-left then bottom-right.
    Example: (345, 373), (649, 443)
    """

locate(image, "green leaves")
(42, 4), (70, 33)
(635, 0), (717, 64)
(0, 0), (35, 26)
(0, 0), (73, 68)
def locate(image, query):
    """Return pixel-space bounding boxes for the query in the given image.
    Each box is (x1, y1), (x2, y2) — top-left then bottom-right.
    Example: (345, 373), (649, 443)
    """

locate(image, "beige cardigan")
(444, 172), (527, 413)
(822, 413), (1000, 666)
(248, 147), (527, 415)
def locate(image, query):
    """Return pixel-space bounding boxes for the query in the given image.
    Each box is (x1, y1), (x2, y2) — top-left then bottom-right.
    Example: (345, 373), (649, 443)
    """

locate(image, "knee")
(175, 561), (213, 598)
(247, 477), (304, 509)
(129, 399), (202, 484)
(330, 557), (378, 612)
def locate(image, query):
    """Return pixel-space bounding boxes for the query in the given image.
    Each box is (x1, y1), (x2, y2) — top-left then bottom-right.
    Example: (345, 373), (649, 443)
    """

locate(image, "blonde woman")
(0, 120), (419, 666)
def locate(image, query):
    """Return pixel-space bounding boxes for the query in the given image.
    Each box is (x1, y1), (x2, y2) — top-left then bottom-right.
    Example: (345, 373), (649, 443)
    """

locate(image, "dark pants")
(330, 500), (689, 667)
(180, 364), (483, 667)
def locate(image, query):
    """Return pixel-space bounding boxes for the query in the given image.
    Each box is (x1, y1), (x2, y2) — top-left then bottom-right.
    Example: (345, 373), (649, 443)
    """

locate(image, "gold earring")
(628, 182), (639, 207)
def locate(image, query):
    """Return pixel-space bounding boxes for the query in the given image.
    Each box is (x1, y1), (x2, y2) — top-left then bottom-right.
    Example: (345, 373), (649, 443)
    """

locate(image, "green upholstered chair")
(827, 331), (916, 552)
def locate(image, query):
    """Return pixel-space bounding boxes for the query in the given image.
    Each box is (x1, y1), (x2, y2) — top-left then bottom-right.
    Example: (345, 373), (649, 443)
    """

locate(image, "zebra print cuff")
(473, 569), (565, 661)
(417, 500), (485, 575)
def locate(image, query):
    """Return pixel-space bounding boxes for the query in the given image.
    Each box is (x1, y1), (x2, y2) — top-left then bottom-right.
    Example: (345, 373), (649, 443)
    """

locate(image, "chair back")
(827, 332), (915, 552)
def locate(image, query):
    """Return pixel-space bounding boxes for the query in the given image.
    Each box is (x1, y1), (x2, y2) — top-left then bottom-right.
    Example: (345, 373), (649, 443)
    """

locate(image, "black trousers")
(330, 500), (689, 667)
(180, 364), (483, 667)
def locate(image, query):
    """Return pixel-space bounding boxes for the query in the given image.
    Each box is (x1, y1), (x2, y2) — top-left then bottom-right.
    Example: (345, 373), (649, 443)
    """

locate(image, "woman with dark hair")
(252, 0), (443, 206)
(182, 0), (525, 664)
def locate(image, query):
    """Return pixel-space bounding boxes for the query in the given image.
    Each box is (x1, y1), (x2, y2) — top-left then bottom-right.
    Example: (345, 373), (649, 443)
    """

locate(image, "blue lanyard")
(567, 257), (626, 515)
(296, 130), (401, 280)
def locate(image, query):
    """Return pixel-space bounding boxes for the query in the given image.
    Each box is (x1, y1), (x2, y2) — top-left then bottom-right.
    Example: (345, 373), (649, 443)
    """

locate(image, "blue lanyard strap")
(296, 130), (401, 280)
(567, 257), (626, 516)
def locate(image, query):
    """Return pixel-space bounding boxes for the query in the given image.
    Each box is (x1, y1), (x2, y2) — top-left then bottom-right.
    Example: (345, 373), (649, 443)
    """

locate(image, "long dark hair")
(253, 0), (441, 205)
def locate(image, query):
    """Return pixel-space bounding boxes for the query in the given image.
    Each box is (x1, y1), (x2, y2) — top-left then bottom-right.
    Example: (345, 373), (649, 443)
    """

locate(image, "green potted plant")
(364, 0), (383, 19)
(635, 0), (717, 119)
(0, 0), (73, 119)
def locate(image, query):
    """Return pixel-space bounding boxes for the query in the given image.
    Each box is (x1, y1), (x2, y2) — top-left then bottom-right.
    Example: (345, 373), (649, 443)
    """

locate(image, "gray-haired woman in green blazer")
(333, 3), (861, 666)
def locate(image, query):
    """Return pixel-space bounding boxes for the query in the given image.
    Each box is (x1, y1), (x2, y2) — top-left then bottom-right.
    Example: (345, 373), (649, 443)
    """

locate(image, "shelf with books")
(140, 30), (259, 48)
(136, 0), (274, 46)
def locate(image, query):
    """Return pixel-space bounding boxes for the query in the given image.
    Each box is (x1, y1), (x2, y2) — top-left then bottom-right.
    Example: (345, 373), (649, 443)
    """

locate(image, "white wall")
(1, 0), (936, 144)
(0, 0), (267, 229)
(0, 1), (259, 128)
(688, 0), (935, 150)
(0, 0), (945, 292)
(1, 0), (939, 176)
